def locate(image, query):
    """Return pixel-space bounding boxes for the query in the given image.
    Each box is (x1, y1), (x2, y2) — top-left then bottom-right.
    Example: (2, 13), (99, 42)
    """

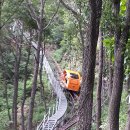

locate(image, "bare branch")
(39, 0), (45, 28)
(39, 0), (43, 21)
(43, 1), (60, 30)
(59, 0), (79, 17)
(25, 0), (39, 26)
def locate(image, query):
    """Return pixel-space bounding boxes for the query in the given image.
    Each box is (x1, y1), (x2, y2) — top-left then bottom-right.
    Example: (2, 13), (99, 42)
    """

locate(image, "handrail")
(36, 55), (67, 130)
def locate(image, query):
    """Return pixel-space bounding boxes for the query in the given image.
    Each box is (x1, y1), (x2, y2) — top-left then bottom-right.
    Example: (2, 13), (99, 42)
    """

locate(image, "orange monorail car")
(61, 70), (81, 93)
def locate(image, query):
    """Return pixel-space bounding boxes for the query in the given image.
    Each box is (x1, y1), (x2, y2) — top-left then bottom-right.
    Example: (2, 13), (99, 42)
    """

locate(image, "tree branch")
(39, 0), (45, 29)
(43, 1), (60, 30)
(25, 0), (39, 26)
(59, 0), (79, 17)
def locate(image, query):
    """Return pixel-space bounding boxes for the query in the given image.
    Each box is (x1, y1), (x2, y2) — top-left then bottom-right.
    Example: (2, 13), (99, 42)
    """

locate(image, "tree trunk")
(126, 76), (130, 91)
(27, 30), (41, 130)
(12, 41), (22, 130)
(0, 1), (1, 30)
(5, 80), (11, 120)
(39, 47), (47, 113)
(0, 50), (11, 120)
(21, 31), (32, 130)
(109, 47), (124, 130)
(125, 87), (130, 130)
(0, 0), (1, 29)
(108, 52), (113, 98)
(96, 29), (103, 130)
(0, 0), (11, 121)
(78, 0), (102, 130)
(27, 0), (45, 129)
(108, 0), (130, 129)
(78, 20), (84, 48)
(3, 66), (11, 121)
(27, 0), (45, 130)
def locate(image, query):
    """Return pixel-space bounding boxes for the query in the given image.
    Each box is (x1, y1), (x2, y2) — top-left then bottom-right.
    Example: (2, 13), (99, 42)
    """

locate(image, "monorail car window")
(70, 73), (79, 79)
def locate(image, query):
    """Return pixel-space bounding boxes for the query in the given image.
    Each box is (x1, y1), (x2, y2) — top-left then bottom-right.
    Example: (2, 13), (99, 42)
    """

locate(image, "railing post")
(48, 107), (50, 117)
(53, 105), (55, 115)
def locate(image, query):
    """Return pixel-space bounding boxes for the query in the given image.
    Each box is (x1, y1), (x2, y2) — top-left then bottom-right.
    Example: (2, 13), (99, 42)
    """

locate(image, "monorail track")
(37, 55), (68, 130)
(36, 50), (109, 130)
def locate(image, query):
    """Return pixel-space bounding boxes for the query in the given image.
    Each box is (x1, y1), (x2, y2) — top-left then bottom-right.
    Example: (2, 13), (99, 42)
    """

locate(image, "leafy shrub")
(53, 48), (66, 63)
(0, 110), (9, 130)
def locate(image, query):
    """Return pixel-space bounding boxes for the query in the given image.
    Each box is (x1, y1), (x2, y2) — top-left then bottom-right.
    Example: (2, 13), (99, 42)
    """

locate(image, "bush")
(53, 43), (67, 63)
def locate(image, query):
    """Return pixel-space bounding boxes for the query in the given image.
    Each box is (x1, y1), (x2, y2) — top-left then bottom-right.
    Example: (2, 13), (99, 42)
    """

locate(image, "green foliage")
(103, 37), (114, 62)
(44, 0), (64, 45)
(100, 91), (128, 130)
(0, 83), (13, 111)
(51, 8), (82, 69)
(124, 39), (130, 78)
(119, 91), (128, 129)
(0, 110), (9, 130)
(53, 46), (67, 63)
(2, 0), (24, 25)
(101, 0), (113, 32)
(33, 105), (45, 123)
(50, 26), (64, 46)
(120, 0), (127, 16)
(1, 0), (130, 129)
(33, 72), (56, 124)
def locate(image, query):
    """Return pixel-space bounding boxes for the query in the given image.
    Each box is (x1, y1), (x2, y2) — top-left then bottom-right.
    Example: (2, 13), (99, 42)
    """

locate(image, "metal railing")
(37, 56), (67, 130)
